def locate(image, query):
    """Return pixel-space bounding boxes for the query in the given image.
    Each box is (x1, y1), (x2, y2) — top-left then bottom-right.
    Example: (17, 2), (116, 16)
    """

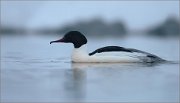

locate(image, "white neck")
(71, 44), (89, 62)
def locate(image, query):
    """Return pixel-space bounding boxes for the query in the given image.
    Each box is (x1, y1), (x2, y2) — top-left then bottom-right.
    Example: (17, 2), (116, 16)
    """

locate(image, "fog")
(1, 1), (179, 31)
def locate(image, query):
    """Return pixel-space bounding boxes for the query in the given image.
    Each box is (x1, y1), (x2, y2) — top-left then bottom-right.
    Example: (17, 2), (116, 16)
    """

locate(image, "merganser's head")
(50, 31), (87, 48)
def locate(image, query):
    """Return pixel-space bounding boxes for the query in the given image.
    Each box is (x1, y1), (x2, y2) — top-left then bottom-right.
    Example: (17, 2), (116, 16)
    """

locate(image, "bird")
(50, 31), (166, 63)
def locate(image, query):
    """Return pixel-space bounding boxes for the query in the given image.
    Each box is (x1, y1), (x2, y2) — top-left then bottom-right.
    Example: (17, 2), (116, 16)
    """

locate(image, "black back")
(63, 31), (87, 48)
(89, 46), (132, 55)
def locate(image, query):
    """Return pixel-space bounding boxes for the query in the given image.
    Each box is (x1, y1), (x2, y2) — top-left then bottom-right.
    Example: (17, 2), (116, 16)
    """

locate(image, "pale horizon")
(1, 1), (179, 31)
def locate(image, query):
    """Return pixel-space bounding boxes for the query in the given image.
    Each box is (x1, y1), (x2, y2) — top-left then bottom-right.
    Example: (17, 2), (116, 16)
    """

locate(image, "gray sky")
(1, 1), (179, 30)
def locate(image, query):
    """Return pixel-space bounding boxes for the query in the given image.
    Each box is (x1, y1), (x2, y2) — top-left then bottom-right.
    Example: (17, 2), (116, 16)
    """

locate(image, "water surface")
(1, 35), (179, 102)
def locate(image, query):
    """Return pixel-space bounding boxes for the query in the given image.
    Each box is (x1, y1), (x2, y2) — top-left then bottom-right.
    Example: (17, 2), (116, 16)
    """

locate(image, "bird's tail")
(129, 54), (166, 63)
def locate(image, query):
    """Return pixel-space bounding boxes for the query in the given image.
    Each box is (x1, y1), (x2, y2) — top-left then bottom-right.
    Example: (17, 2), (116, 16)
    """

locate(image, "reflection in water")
(1, 62), (179, 102)
(66, 62), (158, 102)
(70, 62), (179, 102)
(71, 62), (160, 69)
(63, 64), (87, 102)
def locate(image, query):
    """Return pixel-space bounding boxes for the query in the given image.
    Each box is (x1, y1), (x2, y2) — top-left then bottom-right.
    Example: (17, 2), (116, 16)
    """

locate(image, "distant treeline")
(0, 26), (25, 35)
(35, 18), (127, 37)
(1, 17), (180, 37)
(147, 17), (180, 37)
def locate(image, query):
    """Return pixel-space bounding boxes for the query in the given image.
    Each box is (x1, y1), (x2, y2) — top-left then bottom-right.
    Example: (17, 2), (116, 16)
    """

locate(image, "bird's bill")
(50, 38), (65, 44)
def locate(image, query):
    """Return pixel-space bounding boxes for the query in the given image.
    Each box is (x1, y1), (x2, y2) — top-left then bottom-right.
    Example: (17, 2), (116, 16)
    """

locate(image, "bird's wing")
(89, 46), (165, 62)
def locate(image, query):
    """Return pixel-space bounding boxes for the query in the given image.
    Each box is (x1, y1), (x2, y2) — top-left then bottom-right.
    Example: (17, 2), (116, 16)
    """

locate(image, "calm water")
(1, 35), (179, 102)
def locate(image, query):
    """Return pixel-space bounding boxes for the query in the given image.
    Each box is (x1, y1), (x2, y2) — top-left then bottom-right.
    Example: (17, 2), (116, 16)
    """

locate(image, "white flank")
(71, 45), (143, 63)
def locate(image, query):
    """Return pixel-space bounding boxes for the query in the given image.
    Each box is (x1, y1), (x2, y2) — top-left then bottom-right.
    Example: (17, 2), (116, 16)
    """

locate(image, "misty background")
(1, 1), (179, 37)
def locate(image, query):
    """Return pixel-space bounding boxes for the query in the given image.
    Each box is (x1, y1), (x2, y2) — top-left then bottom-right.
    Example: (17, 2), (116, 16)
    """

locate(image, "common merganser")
(50, 31), (165, 63)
